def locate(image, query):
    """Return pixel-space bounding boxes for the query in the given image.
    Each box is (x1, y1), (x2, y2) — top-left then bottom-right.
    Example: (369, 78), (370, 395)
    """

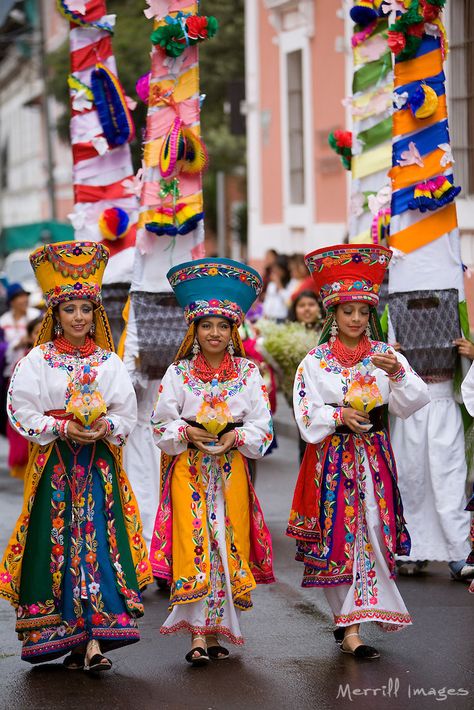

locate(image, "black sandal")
(185, 646), (209, 666)
(63, 652), (85, 670)
(207, 644), (229, 660)
(333, 627), (345, 645)
(340, 633), (380, 660)
(84, 653), (113, 672)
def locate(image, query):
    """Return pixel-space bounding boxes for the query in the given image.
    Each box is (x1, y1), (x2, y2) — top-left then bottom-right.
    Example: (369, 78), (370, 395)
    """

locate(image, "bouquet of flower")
(196, 378), (233, 437)
(345, 371), (383, 415)
(66, 364), (107, 428)
(258, 320), (320, 404)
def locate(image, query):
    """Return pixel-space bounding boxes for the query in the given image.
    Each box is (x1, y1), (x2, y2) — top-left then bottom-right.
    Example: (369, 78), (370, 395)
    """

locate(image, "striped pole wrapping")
(58, 0), (138, 284)
(349, 10), (394, 245)
(130, 0), (205, 294)
(387, 3), (465, 305)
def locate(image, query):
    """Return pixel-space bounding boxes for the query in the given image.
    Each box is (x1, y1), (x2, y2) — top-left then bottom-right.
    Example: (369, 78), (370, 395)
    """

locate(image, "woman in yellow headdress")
(150, 258), (275, 665)
(0, 242), (152, 672)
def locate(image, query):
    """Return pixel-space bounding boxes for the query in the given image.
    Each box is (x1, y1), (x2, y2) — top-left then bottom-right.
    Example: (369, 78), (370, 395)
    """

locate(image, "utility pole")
(37, 0), (57, 221)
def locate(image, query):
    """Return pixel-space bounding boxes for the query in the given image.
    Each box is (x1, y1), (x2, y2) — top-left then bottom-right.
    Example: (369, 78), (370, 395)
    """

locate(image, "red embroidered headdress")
(305, 243), (391, 309)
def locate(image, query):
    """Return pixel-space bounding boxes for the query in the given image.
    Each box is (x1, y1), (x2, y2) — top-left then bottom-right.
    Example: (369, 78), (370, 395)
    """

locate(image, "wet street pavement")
(0, 405), (473, 710)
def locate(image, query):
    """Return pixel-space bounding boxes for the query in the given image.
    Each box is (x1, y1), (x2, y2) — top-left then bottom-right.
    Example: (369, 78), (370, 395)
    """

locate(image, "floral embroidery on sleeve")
(332, 407), (344, 427)
(296, 366), (310, 428)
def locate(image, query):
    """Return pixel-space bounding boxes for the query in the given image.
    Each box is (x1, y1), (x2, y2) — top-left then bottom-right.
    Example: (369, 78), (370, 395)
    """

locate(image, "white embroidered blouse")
(294, 341), (430, 445)
(7, 342), (137, 447)
(151, 357), (273, 459)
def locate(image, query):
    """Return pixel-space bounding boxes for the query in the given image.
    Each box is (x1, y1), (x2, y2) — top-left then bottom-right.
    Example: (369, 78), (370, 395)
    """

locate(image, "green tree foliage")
(47, 0), (245, 230)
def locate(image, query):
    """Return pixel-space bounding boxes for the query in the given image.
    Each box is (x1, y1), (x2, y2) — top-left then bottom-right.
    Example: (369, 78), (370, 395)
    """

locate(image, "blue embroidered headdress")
(167, 258), (263, 325)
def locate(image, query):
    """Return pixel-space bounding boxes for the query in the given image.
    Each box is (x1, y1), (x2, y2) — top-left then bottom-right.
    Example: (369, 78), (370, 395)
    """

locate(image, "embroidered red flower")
(92, 613), (104, 626)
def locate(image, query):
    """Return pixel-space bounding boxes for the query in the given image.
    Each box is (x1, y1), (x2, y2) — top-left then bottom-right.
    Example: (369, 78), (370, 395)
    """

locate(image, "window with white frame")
(286, 49), (305, 204)
(448, 0), (474, 196)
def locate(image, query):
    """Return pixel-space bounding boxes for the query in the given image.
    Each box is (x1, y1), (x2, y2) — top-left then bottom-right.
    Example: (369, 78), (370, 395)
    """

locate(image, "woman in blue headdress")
(149, 259), (275, 665)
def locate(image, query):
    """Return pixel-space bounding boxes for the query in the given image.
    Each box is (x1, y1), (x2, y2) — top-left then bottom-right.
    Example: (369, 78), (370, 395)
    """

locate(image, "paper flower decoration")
(196, 379), (233, 437)
(381, 0), (407, 13)
(150, 14), (218, 58)
(66, 365), (107, 428)
(393, 91), (408, 110)
(328, 130), (352, 170)
(122, 167), (144, 198)
(408, 176), (461, 212)
(398, 141), (424, 168)
(438, 143), (454, 167)
(345, 372), (383, 414)
(136, 72), (151, 104)
(144, 0), (170, 20)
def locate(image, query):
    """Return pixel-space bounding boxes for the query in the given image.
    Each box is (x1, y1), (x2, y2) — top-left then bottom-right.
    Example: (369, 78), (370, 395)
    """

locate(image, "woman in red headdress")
(287, 244), (429, 660)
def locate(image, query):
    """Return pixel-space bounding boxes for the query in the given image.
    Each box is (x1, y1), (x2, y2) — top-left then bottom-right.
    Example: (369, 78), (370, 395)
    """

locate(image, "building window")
(286, 49), (305, 204)
(449, 0), (474, 195)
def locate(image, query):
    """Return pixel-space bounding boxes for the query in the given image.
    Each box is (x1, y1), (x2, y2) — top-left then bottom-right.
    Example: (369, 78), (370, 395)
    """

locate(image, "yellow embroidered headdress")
(30, 241), (114, 350)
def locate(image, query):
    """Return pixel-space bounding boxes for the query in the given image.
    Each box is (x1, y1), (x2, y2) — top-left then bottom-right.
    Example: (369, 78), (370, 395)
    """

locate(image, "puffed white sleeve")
(150, 365), (189, 456)
(102, 354), (138, 446)
(234, 365), (273, 459)
(293, 355), (342, 445)
(461, 361), (474, 416)
(387, 351), (430, 419)
(7, 351), (59, 445)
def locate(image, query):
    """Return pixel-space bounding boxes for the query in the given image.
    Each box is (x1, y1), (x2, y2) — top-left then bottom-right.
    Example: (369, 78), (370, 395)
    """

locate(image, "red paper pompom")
(407, 22), (425, 38)
(186, 15), (208, 40)
(334, 129), (352, 149)
(388, 30), (406, 55)
(420, 0), (441, 21)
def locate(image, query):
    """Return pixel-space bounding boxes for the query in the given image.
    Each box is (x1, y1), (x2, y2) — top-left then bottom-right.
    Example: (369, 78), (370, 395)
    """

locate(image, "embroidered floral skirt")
(324, 465), (411, 631)
(161, 460), (244, 644)
(11, 441), (144, 663)
(153, 448), (274, 645)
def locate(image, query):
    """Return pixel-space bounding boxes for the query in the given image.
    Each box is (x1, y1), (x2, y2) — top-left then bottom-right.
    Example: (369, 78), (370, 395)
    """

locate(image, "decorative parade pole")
(344, 0), (394, 246)
(123, 0), (216, 385)
(57, 0), (138, 296)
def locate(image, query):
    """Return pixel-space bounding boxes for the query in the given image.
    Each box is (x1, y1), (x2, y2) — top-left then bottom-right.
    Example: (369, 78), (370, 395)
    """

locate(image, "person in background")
(289, 290), (323, 332)
(6, 316), (43, 479)
(261, 248), (278, 297)
(0, 284), (41, 436)
(390, 332), (474, 582)
(262, 254), (292, 321)
(287, 254), (311, 302)
(288, 291), (324, 462)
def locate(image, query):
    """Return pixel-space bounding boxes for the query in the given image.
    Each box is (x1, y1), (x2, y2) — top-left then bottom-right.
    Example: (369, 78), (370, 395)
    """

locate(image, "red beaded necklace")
(54, 334), (97, 358)
(330, 334), (372, 367)
(191, 350), (238, 382)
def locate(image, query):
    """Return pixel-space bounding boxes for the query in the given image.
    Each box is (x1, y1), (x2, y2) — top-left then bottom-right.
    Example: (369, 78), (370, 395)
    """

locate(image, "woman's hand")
(186, 425), (219, 453)
(371, 352), (399, 375)
(199, 430), (236, 456)
(89, 418), (109, 441)
(342, 407), (370, 434)
(67, 420), (94, 444)
(454, 338), (474, 360)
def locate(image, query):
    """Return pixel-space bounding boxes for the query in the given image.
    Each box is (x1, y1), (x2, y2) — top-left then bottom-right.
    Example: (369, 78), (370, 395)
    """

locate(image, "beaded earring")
(192, 337), (200, 356)
(90, 322), (96, 337)
(227, 340), (235, 356)
(54, 322), (63, 337)
(330, 319), (338, 345)
(365, 323), (371, 338)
